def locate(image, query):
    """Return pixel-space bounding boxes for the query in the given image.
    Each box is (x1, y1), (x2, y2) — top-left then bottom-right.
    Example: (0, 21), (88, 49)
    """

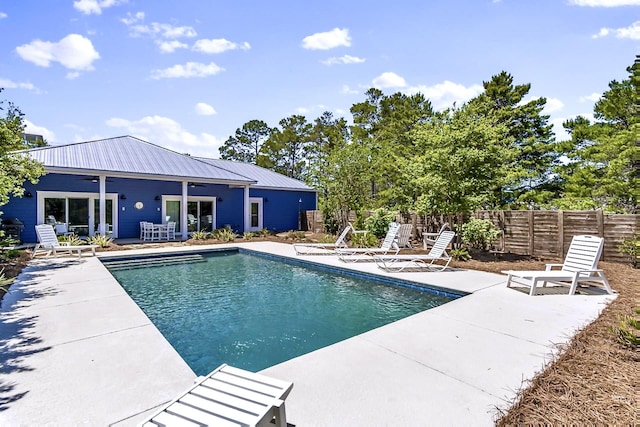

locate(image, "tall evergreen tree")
(218, 119), (271, 163)
(258, 115), (312, 180)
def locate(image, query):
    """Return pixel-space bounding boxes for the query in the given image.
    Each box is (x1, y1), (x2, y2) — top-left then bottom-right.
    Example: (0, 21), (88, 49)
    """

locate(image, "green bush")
(450, 247), (471, 261)
(350, 232), (379, 248)
(286, 230), (306, 240)
(0, 268), (14, 295)
(460, 218), (500, 251)
(58, 234), (86, 246)
(87, 234), (113, 248)
(243, 232), (254, 240)
(190, 230), (209, 240)
(213, 227), (236, 242)
(364, 208), (397, 239)
(611, 313), (640, 349)
(618, 235), (639, 268)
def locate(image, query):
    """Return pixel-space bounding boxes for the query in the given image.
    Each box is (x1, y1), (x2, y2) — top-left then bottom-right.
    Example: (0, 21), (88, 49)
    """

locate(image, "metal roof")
(196, 157), (314, 191)
(24, 136), (255, 184)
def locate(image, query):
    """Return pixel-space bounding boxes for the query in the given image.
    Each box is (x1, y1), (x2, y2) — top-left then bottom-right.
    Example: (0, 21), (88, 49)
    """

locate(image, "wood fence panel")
(302, 209), (638, 262)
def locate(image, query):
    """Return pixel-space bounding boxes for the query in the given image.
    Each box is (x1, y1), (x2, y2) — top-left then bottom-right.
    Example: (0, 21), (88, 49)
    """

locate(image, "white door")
(248, 198), (263, 232)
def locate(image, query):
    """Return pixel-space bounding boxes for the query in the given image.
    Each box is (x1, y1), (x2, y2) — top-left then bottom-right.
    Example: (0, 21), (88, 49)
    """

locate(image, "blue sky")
(0, 0), (637, 158)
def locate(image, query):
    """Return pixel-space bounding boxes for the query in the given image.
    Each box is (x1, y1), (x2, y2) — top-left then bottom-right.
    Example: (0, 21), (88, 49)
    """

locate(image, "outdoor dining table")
(141, 223), (169, 241)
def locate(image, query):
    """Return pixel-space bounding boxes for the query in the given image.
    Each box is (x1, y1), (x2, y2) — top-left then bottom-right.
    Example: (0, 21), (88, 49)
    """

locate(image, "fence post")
(528, 210), (535, 256)
(596, 209), (604, 237)
(557, 210), (564, 257)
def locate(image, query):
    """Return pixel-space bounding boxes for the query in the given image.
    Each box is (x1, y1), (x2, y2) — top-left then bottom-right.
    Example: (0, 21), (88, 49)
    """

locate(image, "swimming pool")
(105, 250), (458, 375)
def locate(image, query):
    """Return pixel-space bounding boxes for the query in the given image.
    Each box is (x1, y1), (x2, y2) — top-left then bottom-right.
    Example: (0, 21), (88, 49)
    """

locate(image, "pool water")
(107, 251), (454, 375)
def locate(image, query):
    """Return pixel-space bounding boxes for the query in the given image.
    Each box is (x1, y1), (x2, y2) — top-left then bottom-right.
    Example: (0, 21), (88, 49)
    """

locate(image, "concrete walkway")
(0, 242), (615, 426)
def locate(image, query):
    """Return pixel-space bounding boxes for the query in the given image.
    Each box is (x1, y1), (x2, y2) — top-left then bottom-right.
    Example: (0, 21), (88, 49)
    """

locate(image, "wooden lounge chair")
(139, 364), (293, 427)
(293, 224), (352, 255)
(32, 224), (98, 258)
(502, 234), (613, 296)
(396, 223), (413, 249)
(336, 223), (401, 262)
(422, 222), (450, 249)
(373, 230), (456, 272)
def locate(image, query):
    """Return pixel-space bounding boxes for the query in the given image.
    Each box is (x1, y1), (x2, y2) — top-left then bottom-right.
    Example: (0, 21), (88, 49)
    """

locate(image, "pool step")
(103, 254), (206, 271)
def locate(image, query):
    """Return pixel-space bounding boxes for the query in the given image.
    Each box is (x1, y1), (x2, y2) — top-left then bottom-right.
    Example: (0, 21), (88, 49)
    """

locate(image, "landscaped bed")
(1, 237), (637, 425)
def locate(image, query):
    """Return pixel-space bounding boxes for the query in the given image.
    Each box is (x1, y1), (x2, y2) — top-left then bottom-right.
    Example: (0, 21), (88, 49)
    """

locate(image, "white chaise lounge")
(32, 224), (98, 258)
(139, 364), (293, 427)
(373, 230), (456, 272)
(503, 234), (613, 296)
(336, 223), (401, 262)
(293, 224), (352, 255)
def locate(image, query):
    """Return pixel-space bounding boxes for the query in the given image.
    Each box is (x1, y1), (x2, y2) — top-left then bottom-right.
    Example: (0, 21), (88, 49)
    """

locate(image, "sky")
(0, 0), (638, 158)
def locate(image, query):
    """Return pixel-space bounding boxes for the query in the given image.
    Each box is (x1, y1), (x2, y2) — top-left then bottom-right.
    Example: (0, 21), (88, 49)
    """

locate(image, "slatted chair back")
(426, 230), (456, 258)
(35, 224), (61, 248)
(396, 224), (413, 249)
(334, 225), (352, 248)
(561, 235), (604, 273)
(381, 223), (401, 250)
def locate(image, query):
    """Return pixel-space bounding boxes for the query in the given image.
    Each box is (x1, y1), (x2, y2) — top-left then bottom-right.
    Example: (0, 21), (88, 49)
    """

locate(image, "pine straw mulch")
(1, 239), (638, 424)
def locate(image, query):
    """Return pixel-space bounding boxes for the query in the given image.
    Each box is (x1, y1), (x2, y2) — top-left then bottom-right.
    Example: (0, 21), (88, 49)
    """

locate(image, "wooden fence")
(301, 209), (639, 262)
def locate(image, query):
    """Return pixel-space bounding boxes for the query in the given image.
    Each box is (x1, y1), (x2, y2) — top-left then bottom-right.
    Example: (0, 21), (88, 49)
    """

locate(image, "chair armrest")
(545, 263), (563, 271)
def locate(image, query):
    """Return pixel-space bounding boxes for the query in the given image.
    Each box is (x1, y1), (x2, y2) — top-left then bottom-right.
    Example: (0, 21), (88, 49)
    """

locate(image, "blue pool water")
(107, 250), (455, 375)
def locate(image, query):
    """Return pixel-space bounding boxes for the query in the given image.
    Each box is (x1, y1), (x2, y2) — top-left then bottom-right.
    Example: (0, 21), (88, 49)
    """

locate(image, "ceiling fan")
(79, 176), (114, 183)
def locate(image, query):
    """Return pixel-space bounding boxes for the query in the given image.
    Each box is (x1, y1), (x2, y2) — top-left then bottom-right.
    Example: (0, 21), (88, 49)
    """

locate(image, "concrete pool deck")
(0, 242), (615, 425)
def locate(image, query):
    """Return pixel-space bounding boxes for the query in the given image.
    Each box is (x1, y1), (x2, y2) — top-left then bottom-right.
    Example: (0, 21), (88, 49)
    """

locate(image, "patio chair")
(373, 231), (456, 272)
(396, 223), (413, 249)
(502, 235), (613, 296)
(423, 222), (450, 249)
(54, 223), (73, 236)
(139, 364), (293, 427)
(293, 225), (352, 255)
(32, 224), (98, 258)
(336, 223), (401, 262)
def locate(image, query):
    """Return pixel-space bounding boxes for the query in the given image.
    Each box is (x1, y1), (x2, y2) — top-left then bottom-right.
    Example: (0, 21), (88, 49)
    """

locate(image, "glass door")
(166, 200), (181, 231)
(68, 198), (89, 236)
(248, 198), (263, 231)
(187, 200), (215, 233)
(93, 199), (113, 235)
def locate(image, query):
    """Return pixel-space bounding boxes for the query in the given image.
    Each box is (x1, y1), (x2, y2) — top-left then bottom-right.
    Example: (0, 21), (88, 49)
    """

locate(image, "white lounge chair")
(373, 230), (456, 272)
(336, 223), (401, 262)
(423, 222), (450, 249)
(293, 225), (352, 255)
(503, 234), (613, 296)
(32, 224), (98, 258)
(140, 364), (293, 427)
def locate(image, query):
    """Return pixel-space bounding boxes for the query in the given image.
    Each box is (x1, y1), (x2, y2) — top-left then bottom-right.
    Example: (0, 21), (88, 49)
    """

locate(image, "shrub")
(87, 234), (113, 248)
(364, 208), (397, 239)
(450, 247), (471, 261)
(58, 234), (85, 246)
(618, 235), (639, 268)
(460, 218), (500, 251)
(243, 232), (254, 240)
(286, 230), (306, 240)
(214, 227), (236, 242)
(190, 230), (209, 240)
(0, 268), (14, 295)
(317, 235), (336, 244)
(350, 232), (378, 248)
(611, 312), (640, 349)
(259, 228), (271, 237)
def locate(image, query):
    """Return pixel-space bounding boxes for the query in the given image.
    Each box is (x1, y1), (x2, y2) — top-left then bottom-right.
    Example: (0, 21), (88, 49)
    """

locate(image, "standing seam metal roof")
(195, 157), (313, 190)
(25, 136), (256, 184)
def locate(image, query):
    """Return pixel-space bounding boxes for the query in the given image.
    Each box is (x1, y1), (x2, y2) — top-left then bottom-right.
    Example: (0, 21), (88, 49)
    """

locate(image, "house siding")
(250, 189), (316, 232)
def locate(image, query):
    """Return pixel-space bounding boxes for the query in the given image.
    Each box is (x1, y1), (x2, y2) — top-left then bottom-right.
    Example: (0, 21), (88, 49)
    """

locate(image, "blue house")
(2, 136), (317, 243)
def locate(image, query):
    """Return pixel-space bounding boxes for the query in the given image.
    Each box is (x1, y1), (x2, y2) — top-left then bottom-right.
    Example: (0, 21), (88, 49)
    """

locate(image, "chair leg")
(529, 277), (539, 296)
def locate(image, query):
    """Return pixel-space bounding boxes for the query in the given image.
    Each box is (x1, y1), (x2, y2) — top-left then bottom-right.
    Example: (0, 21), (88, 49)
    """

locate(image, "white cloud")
(580, 92), (601, 103)
(73, 0), (126, 15)
(105, 115), (224, 157)
(0, 12), (7, 18)
(150, 61), (224, 79)
(120, 11), (144, 25)
(16, 34), (100, 71)
(593, 20), (640, 39)
(406, 80), (484, 109)
(66, 71), (81, 80)
(302, 28), (351, 50)
(341, 85), (359, 95)
(158, 40), (188, 53)
(542, 97), (565, 113)
(569, 0), (640, 6)
(126, 21), (197, 39)
(372, 72), (407, 89)
(24, 120), (56, 143)
(0, 78), (40, 92)
(322, 55), (366, 65)
(295, 107), (310, 114)
(192, 38), (251, 54)
(195, 102), (217, 115)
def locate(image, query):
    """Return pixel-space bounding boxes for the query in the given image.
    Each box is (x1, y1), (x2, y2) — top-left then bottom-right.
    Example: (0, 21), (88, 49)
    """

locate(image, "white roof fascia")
(44, 167), (257, 186)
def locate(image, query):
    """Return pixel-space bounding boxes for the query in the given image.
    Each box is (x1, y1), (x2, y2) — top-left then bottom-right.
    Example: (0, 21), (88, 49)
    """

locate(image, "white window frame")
(161, 195), (217, 235)
(248, 197), (263, 232)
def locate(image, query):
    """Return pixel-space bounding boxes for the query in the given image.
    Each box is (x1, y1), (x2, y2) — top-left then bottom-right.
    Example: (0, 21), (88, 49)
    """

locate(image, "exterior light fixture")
(120, 194), (126, 200)
(24, 191), (32, 198)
